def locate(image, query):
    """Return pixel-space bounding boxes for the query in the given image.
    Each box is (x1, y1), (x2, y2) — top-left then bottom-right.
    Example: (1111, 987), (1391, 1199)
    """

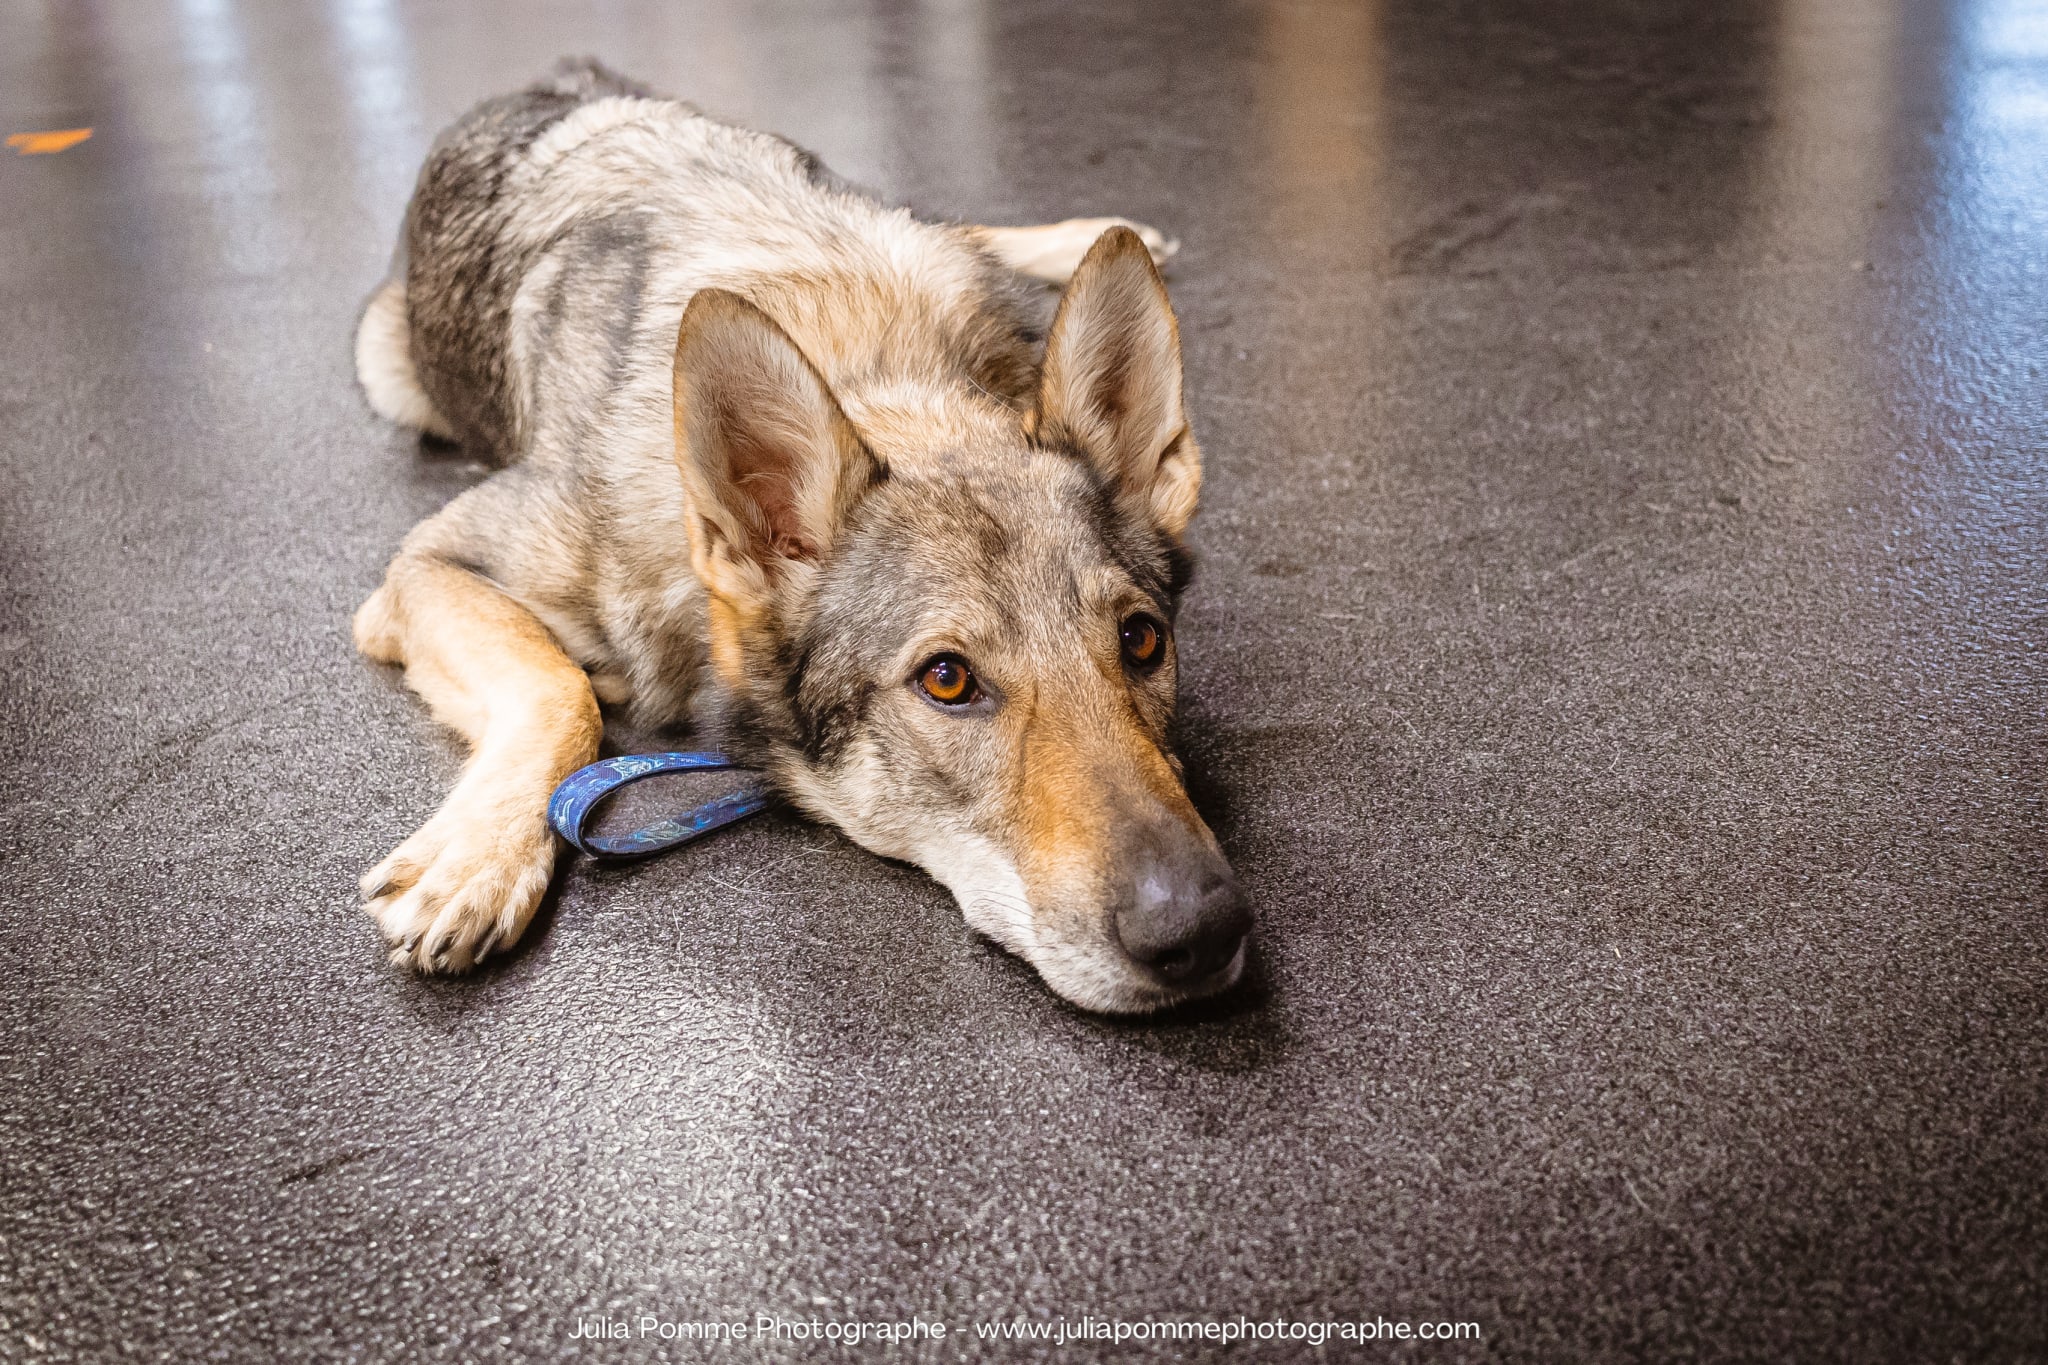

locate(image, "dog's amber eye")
(918, 654), (979, 705)
(1121, 614), (1166, 670)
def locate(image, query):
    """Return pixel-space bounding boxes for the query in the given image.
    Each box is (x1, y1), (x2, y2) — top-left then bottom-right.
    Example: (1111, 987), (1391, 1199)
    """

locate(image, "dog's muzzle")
(1110, 818), (1250, 989)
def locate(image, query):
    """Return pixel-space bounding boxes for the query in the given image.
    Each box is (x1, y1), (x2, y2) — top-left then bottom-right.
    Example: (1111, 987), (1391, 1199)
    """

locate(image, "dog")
(352, 60), (1248, 1013)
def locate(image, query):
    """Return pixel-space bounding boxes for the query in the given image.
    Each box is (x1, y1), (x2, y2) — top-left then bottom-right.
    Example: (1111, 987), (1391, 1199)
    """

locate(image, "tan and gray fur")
(353, 61), (1246, 1013)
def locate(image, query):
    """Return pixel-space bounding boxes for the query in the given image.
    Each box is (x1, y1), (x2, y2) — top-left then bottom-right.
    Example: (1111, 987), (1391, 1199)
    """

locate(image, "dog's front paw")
(984, 217), (1181, 285)
(1059, 216), (1179, 267)
(361, 799), (557, 973)
(1103, 217), (1180, 267)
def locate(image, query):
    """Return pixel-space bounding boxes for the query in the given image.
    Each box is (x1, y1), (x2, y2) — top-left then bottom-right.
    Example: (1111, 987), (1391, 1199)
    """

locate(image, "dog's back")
(382, 59), (660, 454)
(359, 59), (1041, 467)
(357, 60), (648, 448)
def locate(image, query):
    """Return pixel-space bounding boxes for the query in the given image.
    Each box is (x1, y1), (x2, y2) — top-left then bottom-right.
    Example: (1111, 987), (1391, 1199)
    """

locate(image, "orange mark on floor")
(8, 128), (93, 155)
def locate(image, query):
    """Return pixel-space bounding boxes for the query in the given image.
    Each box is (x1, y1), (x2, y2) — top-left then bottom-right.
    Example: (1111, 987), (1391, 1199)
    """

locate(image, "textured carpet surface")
(1, 1), (2042, 1360)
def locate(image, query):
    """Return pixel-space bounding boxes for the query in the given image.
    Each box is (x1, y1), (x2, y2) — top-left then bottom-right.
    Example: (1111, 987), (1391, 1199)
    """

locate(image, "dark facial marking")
(739, 451), (1191, 786)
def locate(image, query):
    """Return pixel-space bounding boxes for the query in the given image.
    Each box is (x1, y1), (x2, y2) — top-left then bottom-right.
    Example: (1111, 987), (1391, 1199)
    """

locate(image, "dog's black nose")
(1115, 863), (1250, 985)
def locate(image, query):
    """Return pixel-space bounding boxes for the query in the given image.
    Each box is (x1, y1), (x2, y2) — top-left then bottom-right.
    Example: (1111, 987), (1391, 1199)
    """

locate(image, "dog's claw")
(364, 876), (396, 902)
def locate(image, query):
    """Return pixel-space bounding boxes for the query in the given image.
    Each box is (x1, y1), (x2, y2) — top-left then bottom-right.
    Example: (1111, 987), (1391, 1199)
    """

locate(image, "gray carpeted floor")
(2, 1), (2041, 1360)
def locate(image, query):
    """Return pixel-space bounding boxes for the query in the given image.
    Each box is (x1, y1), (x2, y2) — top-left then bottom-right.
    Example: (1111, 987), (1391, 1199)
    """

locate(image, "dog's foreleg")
(972, 218), (1179, 284)
(352, 554), (600, 972)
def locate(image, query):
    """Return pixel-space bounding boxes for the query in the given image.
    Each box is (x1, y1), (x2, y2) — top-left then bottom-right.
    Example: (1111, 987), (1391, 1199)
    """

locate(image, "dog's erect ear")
(672, 289), (881, 608)
(1034, 227), (1201, 537)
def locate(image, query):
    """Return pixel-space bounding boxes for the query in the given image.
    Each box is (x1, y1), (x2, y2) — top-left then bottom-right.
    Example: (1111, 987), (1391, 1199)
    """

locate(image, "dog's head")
(670, 229), (1245, 1013)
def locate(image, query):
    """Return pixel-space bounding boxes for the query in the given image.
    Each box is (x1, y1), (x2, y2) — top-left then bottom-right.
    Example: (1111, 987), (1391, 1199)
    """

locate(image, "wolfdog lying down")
(353, 60), (1247, 1013)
